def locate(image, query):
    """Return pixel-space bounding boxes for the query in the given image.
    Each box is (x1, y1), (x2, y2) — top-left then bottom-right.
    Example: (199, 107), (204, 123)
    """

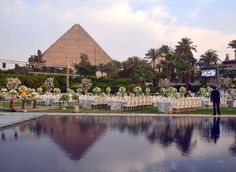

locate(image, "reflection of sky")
(0, 117), (236, 172)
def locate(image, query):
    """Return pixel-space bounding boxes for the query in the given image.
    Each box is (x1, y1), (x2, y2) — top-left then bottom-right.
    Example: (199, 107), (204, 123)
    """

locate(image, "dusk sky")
(0, 0), (235, 62)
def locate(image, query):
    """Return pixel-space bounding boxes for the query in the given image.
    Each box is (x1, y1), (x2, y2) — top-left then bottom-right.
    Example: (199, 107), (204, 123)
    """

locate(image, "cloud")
(0, 0), (27, 22)
(0, 0), (235, 61)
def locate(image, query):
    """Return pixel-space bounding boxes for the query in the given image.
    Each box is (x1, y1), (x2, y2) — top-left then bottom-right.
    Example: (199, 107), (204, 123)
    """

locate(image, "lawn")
(1, 101), (236, 115)
(1, 101), (22, 108)
(29, 106), (157, 113)
(183, 107), (236, 115)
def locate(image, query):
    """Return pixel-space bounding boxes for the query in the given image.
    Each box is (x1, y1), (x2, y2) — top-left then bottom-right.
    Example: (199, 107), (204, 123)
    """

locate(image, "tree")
(74, 53), (96, 77)
(159, 45), (172, 56)
(176, 60), (192, 83)
(160, 53), (176, 82)
(132, 63), (155, 84)
(145, 48), (159, 69)
(28, 50), (45, 63)
(175, 38), (197, 85)
(97, 63), (105, 76)
(2, 63), (6, 69)
(103, 60), (122, 78)
(228, 40), (236, 59)
(199, 49), (220, 67)
(175, 37), (197, 64)
(120, 57), (146, 78)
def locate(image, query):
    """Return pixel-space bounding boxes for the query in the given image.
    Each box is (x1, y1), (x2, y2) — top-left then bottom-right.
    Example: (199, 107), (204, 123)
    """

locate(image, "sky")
(0, 0), (236, 62)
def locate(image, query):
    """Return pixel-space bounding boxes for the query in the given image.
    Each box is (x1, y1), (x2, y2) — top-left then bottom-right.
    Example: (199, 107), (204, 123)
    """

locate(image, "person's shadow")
(211, 117), (220, 143)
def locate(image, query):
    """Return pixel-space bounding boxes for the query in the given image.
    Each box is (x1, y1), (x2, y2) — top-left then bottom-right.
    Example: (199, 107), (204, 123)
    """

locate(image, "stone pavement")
(0, 113), (45, 129)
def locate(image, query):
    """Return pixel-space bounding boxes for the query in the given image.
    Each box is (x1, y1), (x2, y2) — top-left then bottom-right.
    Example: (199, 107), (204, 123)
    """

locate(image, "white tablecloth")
(110, 100), (125, 111)
(156, 100), (176, 113)
(82, 97), (95, 109)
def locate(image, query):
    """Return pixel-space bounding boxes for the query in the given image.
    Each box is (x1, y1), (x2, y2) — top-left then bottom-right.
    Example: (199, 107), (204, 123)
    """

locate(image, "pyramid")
(42, 24), (112, 68)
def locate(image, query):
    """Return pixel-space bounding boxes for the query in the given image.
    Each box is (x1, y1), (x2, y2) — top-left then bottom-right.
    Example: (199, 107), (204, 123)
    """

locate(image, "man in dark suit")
(210, 86), (220, 115)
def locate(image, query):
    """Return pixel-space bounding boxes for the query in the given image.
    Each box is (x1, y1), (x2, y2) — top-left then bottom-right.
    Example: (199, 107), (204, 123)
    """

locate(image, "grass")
(1, 101), (236, 115)
(29, 106), (157, 114)
(183, 107), (236, 115)
(1, 101), (22, 108)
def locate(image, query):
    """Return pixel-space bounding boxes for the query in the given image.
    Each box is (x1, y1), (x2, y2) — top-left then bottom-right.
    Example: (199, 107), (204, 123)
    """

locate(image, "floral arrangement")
(18, 85), (29, 96)
(145, 87), (151, 96)
(72, 93), (79, 101)
(30, 92), (38, 99)
(168, 87), (177, 94)
(106, 87), (111, 95)
(67, 88), (75, 94)
(166, 87), (177, 97)
(76, 88), (83, 94)
(28, 88), (36, 93)
(199, 87), (207, 97)
(206, 86), (213, 93)
(179, 86), (186, 97)
(37, 87), (43, 94)
(159, 78), (170, 88)
(133, 86), (142, 96)
(101, 92), (107, 97)
(53, 88), (61, 94)
(9, 89), (18, 96)
(1, 88), (7, 93)
(81, 78), (92, 93)
(92, 87), (102, 95)
(6, 77), (21, 90)
(174, 92), (181, 99)
(44, 77), (54, 92)
(160, 88), (166, 96)
(118, 87), (126, 96)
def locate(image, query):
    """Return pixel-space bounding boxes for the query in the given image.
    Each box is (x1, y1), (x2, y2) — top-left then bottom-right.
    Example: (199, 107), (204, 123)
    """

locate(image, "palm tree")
(176, 60), (192, 83)
(199, 49), (220, 67)
(160, 53), (176, 82)
(159, 45), (172, 56)
(228, 40), (236, 59)
(175, 37), (197, 86)
(175, 37), (197, 64)
(145, 48), (159, 69)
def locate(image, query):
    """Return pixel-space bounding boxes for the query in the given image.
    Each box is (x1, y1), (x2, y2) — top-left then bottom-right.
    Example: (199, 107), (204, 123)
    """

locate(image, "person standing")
(210, 86), (220, 115)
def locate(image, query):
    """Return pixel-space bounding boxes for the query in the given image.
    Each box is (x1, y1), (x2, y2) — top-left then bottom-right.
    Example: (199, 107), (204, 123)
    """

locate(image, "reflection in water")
(31, 116), (107, 161)
(6, 116), (236, 157)
(1, 132), (5, 141)
(0, 116), (236, 172)
(210, 118), (220, 143)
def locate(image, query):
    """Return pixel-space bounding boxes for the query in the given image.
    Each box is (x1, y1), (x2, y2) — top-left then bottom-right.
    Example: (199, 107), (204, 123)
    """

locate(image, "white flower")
(133, 86), (142, 96)
(44, 77), (54, 92)
(6, 77), (21, 90)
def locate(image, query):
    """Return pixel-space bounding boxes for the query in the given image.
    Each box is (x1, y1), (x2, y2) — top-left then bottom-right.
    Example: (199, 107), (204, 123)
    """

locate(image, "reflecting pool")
(0, 116), (236, 172)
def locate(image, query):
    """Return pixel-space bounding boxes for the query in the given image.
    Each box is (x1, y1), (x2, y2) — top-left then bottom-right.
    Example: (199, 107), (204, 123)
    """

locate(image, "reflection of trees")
(110, 116), (201, 156)
(229, 136), (236, 156)
(20, 116), (236, 158)
(227, 119), (236, 156)
(175, 126), (194, 155)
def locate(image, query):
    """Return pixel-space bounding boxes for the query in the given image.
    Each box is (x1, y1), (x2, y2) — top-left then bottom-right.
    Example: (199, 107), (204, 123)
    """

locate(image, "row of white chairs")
(171, 97), (202, 113)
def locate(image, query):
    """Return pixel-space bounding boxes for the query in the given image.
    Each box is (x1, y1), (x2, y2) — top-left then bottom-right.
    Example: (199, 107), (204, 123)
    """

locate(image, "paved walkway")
(0, 113), (45, 129)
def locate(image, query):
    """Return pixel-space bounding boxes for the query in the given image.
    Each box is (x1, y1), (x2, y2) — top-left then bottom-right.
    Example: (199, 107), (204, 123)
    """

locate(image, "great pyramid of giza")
(42, 24), (112, 68)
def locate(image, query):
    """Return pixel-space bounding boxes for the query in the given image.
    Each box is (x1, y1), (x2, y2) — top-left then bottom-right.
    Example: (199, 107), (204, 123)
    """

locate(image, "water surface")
(0, 115), (236, 172)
